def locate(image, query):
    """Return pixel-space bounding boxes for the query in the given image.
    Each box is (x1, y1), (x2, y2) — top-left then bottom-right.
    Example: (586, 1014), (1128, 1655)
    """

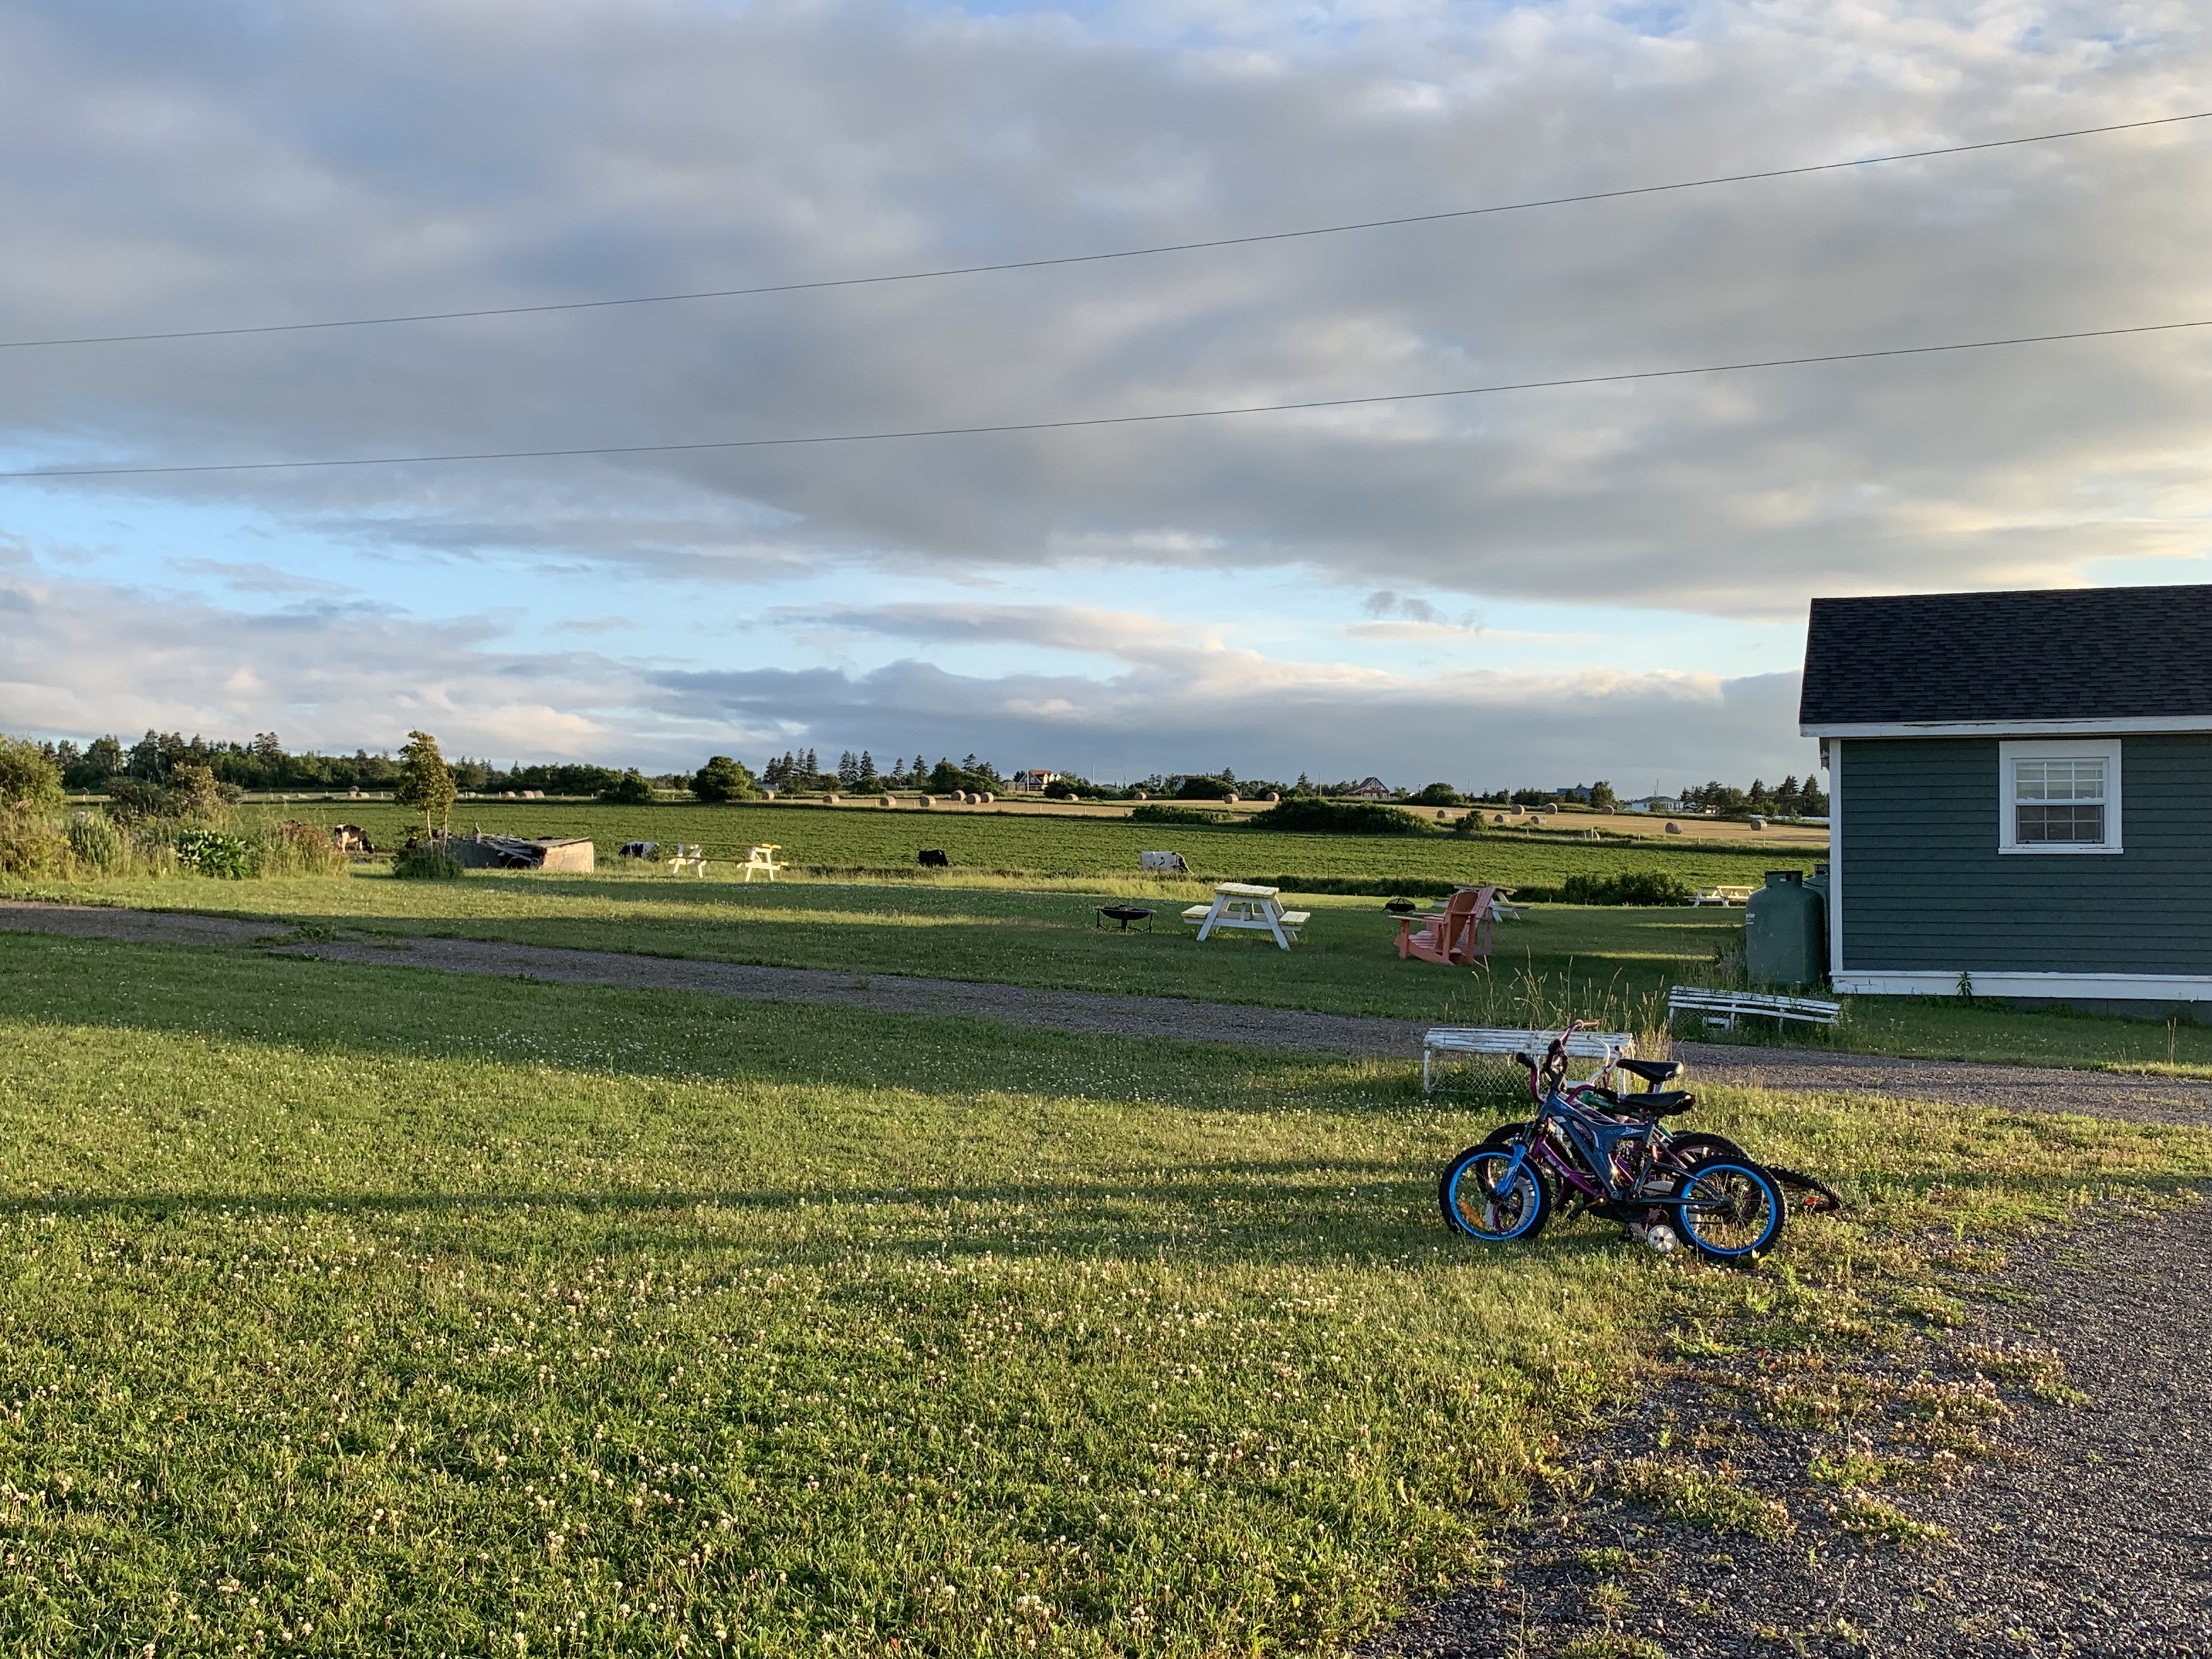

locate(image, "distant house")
(1012, 769), (1059, 792)
(1552, 785), (1594, 803)
(1801, 584), (2212, 1015)
(1351, 777), (1392, 799)
(1624, 795), (1681, 814)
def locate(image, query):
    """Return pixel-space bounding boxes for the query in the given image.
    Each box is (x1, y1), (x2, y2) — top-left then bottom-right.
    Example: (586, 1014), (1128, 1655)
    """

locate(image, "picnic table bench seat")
(1692, 885), (1757, 906)
(1421, 1026), (1637, 1093)
(1668, 986), (1841, 1029)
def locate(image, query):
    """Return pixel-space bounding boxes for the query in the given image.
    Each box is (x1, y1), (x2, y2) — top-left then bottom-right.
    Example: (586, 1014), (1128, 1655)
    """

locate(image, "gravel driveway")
(1366, 1194), (2212, 1657)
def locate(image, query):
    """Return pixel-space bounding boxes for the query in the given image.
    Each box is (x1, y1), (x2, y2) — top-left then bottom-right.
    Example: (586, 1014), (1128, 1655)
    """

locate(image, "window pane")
(2016, 759), (2104, 803)
(2017, 803), (2106, 843)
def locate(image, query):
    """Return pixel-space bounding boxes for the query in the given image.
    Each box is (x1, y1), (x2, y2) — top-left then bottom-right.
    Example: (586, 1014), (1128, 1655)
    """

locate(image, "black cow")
(917, 849), (950, 867)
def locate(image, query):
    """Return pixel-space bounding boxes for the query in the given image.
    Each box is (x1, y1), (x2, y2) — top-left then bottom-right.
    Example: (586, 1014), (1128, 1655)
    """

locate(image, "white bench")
(738, 844), (784, 883)
(1692, 885), (1756, 906)
(665, 842), (709, 877)
(1421, 1027), (1637, 1094)
(1668, 986), (1841, 1030)
(1181, 882), (1311, 950)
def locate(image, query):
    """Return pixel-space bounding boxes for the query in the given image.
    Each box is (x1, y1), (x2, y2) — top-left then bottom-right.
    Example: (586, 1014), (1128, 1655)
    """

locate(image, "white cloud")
(0, 0), (2205, 777)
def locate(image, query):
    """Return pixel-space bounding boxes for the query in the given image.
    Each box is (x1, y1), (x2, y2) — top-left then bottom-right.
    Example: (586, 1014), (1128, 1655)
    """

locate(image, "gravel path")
(5, 901), (2211, 1126)
(1366, 1195), (2212, 1657)
(1681, 1042), (2212, 1128)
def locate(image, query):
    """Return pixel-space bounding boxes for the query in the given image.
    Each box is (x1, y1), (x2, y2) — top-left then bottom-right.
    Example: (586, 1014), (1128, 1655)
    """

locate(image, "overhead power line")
(1, 111), (2204, 353)
(5, 317), (2205, 481)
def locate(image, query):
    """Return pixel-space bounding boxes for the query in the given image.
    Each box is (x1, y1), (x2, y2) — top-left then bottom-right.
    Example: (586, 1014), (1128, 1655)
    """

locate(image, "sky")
(1, 0), (2207, 791)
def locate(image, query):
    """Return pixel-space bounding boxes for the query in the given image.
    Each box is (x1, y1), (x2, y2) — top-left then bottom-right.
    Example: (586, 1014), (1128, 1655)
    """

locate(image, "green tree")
(691, 755), (759, 803)
(0, 736), (64, 811)
(396, 731), (458, 834)
(1407, 781), (1462, 806)
(599, 768), (657, 805)
(1589, 780), (1617, 811)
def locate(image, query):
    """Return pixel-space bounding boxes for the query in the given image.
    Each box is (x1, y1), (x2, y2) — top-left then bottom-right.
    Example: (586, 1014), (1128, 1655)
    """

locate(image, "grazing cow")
(328, 824), (375, 854)
(619, 841), (660, 859)
(918, 849), (950, 867)
(1139, 850), (1189, 875)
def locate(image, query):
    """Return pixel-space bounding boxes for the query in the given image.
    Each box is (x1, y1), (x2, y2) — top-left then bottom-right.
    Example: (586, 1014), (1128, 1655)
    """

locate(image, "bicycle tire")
(1438, 1144), (1553, 1243)
(1669, 1156), (1786, 1264)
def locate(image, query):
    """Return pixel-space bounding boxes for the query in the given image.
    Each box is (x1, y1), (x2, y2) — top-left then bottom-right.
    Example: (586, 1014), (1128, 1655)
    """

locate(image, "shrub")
(691, 755), (759, 803)
(171, 765), (241, 821)
(1257, 798), (1432, 837)
(104, 777), (172, 820)
(391, 842), (466, 880)
(0, 808), (67, 875)
(253, 821), (349, 877)
(1558, 871), (1695, 906)
(397, 731), (458, 834)
(66, 812), (126, 872)
(1129, 804), (1228, 825)
(600, 768), (657, 805)
(1173, 776), (1236, 801)
(0, 736), (64, 811)
(1407, 782), (1463, 806)
(173, 827), (252, 879)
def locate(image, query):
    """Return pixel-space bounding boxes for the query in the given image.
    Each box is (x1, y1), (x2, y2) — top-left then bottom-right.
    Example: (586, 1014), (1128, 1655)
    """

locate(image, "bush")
(104, 777), (172, 820)
(1407, 782), (1463, 806)
(1557, 871), (1695, 906)
(1173, 776), (1237, 801)
(0, 736), (64, 811)
(600, 768), (657, 805)
(0, 808), (67, 875)
(173, 827), (252, 879)
(171, 765), (241, 821)
(1256, 798), (1432, 837)
(66, 812), (126, 872)
(391, 842), (466, 881)
(1129, 804), (1229, 826)
(254, 821), (349, 877)
(691, 756), (759, 803)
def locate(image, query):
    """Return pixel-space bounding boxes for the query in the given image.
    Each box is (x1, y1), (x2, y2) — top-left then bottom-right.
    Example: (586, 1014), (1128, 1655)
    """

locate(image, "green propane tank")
(1745, 870), (1825, 989)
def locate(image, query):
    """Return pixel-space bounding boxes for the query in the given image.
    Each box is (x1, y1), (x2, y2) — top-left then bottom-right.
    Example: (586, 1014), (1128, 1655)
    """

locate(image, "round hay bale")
(761, 787), (777, 800)
(1133, 789), (1148, 801)
(879, 795), (896, 808)
(919, 794), (935, 808)
(1664, 820), (1682, 835)
(1224, 792), (1239, 804)
(1264, 792), (1279, 803)
(980, 791), (995, 804)
(825, 792), (840, 804)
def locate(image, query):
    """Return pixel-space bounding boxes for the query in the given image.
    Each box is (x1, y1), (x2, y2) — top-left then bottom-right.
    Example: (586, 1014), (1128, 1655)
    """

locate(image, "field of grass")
(278, 800), (1819, 894)
(0, 868), (1740, 1027)
(1, 929), (2206, 1656)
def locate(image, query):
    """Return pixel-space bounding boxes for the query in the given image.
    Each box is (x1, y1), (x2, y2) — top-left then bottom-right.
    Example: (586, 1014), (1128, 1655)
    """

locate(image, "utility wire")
(1, 111), (2204, 353)
(5, 317), (2205, 481)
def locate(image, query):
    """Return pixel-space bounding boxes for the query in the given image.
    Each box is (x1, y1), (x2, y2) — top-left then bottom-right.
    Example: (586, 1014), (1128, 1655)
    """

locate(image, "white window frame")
(1997, 738), (2123, 855)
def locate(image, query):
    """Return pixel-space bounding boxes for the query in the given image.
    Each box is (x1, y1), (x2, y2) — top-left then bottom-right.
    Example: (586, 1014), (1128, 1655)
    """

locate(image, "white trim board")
(1835, 970), (2212, 1000)
(1802, 716), (2212, 738)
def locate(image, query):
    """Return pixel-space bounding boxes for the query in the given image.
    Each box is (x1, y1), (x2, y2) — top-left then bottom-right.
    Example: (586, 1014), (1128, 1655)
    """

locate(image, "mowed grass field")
(273, 800), (1818, 893)
(3, 929), (2207, 1657)
(2, 869), (1740, 1025)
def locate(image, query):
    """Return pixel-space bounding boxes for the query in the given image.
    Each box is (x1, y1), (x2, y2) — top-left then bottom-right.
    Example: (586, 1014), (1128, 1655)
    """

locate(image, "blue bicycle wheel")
(1672, 1158), (1785, 1263)
(1439, 1146), (1553, 1243)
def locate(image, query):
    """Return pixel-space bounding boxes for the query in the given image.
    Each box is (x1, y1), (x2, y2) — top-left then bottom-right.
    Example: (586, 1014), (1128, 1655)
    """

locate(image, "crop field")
(2, 929), (2205, 1656)
(275, 800), (1819, 894)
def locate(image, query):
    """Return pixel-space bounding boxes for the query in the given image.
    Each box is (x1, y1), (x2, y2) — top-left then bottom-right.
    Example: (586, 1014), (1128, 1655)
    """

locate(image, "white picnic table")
(1181, 882), (1311, 950)
(739, 843), (785, 883)
(1692, 885), (1756, 906)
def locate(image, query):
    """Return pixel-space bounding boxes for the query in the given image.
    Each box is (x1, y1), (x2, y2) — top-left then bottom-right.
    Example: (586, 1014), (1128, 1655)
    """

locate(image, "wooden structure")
(1668, 986), (1841, 1030)
(1395, 886), (1497, 965)
(1180, 883), (1310, 949)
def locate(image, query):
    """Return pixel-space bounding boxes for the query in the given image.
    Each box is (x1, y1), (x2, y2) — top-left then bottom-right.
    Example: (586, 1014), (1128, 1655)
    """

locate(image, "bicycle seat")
(1625, 1090), (1696, 1118)
(1616, 1057), (1683, 1087)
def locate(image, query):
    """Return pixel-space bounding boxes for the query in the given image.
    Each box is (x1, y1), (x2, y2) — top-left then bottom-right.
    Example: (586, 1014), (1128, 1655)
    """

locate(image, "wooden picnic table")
(1180, 882), (1310, 950)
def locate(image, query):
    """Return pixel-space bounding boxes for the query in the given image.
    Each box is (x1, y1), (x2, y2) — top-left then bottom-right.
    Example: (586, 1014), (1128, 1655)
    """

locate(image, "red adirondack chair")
(1395, 885), (1497, 966)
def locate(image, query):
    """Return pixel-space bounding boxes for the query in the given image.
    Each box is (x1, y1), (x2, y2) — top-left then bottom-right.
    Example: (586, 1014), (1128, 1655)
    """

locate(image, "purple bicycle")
(1438, 1024), (1808, 1264)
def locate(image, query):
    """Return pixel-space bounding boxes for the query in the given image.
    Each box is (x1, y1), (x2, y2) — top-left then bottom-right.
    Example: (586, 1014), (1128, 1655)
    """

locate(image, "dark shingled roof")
(1800, 585), (2212, 728)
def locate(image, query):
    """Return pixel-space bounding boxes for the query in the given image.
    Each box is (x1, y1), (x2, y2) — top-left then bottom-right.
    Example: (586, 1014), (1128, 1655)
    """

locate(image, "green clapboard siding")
(1837, 735), (2212, 974)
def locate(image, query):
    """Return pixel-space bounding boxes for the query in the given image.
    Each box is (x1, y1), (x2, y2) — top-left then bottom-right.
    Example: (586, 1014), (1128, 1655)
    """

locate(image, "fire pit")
(1384, 897), (1420, 913)
(1095, 904), (1156, 933)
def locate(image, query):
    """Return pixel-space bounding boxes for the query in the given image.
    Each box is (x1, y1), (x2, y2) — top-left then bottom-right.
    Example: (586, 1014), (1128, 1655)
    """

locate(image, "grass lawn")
(0, 868), (1740, 1028)
(1, 931), (2208, 1655)
(266, 799), (1818, 894)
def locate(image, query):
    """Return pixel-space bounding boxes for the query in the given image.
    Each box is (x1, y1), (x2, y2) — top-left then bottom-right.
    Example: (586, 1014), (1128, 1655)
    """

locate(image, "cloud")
(778, 602), (1188, 659)
(0, 0), (2203, 620)
(171, 558), (354, 598)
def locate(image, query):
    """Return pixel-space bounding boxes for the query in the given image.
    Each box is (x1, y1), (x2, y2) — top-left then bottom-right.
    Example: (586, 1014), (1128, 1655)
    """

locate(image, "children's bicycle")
(1438, 1024), (1804, 1265)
